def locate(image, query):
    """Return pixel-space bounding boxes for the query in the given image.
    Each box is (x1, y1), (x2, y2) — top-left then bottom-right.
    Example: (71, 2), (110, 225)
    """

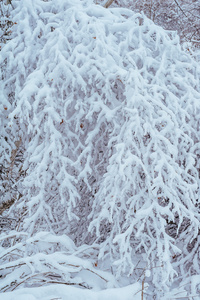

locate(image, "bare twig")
(86, 268), (108, 282)
(11, 271), (89, 291)
(134, 285), (149, 296)
(0, 232), (28, 242)
(6, 0), (14, 9)
(104, 0), (114, 8)
(0, 262), (26, 272)
(173, 0), (187, 17)
(11, 272), (52, 291)
(66, 263), (108, 282)
(40, 281), (88, 289)
(141, 275), (145, 300)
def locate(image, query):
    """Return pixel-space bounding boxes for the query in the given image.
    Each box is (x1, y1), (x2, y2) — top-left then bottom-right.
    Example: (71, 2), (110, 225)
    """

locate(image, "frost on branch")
(0, 0), (200, 295)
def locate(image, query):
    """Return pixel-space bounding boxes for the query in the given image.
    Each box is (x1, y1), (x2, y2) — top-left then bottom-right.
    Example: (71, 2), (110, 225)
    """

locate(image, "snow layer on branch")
(0, 282), (141, 300)
(0, 0), (200, 296)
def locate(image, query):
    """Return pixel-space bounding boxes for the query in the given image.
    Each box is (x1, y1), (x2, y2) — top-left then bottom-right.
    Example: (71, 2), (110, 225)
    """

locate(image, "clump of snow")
(145, 270), (151, 278)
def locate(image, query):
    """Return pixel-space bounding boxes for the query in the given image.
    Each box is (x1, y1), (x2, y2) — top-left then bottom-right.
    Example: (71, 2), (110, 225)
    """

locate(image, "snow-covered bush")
(0, 0), (13, 46)
(99, 0), (200, 49)
(0, 231), (117, 292)
(0, 0), (200, 298)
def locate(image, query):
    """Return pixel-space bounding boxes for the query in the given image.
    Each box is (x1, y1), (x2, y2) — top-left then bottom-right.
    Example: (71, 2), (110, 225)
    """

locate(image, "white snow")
(0, 0), (200, 298)
(0, 283), (141, 300)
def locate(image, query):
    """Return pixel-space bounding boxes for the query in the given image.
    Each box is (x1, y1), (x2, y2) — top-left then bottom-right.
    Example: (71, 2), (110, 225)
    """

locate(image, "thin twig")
(104, 0), (114, 8)
(86, 268), (108, 282)
(174, 0), (187, 18)
(66, 263), (108, 282)
(134, 285), (149, 296)
(11, 272), (52, 291)
(11, 271), (89, 291)
(0, 262), (26, 272)
(40, 280), (88, 289)
(141, 275), (145, 300)
(6, 0), (14, 9)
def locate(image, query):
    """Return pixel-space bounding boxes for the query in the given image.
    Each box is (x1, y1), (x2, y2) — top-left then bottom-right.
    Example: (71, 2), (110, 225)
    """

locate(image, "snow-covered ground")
(0, 283), (141, 300)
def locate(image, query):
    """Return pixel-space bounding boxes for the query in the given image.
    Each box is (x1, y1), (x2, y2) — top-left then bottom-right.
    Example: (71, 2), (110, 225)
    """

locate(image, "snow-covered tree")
(100, 0), (200, 51)
(0, 0), (200, 298)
